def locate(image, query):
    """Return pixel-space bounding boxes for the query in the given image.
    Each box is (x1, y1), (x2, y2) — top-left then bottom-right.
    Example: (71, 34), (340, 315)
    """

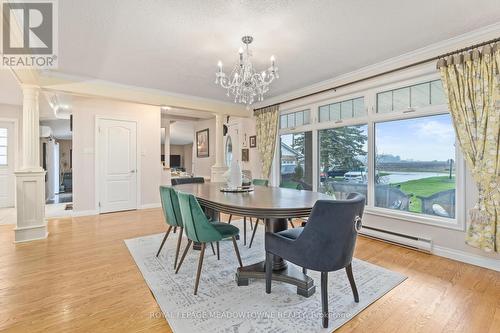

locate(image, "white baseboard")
(140, 203), (161, 209)
(72, 209), (99, 217)
(432, 245), (500, 272)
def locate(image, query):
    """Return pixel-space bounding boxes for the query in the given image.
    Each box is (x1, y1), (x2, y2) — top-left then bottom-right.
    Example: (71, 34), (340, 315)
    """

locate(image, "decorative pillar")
(211, 114), (228, 182)
(14, 85), (47, 242)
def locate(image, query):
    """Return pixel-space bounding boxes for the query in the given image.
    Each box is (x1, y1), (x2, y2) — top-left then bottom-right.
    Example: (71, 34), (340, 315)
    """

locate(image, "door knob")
(130, 170), (136, 173)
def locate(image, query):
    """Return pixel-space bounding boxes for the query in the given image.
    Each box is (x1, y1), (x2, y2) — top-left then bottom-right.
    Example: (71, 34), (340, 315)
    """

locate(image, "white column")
(211, 114), (228, 182)
(14, 85), (47, 242)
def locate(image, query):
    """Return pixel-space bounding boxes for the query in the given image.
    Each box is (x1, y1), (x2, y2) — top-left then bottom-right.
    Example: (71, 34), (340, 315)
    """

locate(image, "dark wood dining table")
(173, 182), (333, 297)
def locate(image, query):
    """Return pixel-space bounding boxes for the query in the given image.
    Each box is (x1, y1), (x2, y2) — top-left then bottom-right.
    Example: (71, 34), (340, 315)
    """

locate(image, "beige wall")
(192, 118), (215, 179)
(72, 98), (161, 213)
(183, 143), (193, 173)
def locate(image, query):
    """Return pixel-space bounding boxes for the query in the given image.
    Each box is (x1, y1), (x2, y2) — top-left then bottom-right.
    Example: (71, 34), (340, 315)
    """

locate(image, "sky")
(376, 114), (455, 161)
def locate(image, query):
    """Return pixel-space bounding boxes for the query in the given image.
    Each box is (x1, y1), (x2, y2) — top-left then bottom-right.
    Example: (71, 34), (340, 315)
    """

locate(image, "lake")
(380, 171), (452, 184)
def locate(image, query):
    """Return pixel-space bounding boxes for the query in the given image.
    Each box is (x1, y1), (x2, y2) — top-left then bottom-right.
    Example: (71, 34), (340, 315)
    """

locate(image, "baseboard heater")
(359, 226), (432, 253)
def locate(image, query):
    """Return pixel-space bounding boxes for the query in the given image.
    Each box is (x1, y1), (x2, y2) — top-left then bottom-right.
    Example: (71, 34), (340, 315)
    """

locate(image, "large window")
(318, 125), (368, 200)
(0, 127), (7, 166)
(280, 131), (312, 190)
(375, 114), (456, 218)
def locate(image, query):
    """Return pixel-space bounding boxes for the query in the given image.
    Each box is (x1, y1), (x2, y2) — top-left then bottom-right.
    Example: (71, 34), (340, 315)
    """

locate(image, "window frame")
(0, 127), (8, 167)
(276, 73), (466, 231)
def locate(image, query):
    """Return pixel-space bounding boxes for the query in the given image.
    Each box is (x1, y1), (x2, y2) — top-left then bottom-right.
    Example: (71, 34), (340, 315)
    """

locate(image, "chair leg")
(288, 218), (295, 228)
(228, 214), (232, 224)
(249, 217), (253, 230)
(175, 239), (192, 274)
(210, 242), (216, 256)
(249, 219), (259, 248)
(346, 263), (359, 302)
(243, 217), (247, 245)
(321, 272), (329, 328)
(173, 227), (183, 269)
(231, 236), (243, 267)
(194, 243), (206, 295)
(156, 226), (172, 257)
(173, 226), (177, 233)
(265, 252), (273, 294)
(216, 241), (220, 260)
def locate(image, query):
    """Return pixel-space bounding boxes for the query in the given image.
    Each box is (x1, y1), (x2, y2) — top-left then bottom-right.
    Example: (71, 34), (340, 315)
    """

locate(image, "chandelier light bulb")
(238, 47), (244, 54)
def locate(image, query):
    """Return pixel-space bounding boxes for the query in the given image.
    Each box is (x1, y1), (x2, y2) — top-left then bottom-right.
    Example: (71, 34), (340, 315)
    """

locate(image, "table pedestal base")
(236, 261), (315, 297)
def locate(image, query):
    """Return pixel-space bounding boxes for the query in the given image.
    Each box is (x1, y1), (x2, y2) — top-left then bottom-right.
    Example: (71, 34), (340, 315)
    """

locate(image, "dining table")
(173, 182), (333, 297)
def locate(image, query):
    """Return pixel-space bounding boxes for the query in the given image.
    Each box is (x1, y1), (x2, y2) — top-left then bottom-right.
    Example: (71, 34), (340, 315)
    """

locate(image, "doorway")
(97, 118), (138, 213)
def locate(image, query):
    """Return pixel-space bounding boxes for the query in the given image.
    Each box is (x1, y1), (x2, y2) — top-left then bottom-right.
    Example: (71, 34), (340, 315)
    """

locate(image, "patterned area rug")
(125, 220), (406, 332)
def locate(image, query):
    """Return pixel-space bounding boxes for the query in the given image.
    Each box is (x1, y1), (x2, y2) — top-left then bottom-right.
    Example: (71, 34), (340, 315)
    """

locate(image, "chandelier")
(215, 36), (279, 108)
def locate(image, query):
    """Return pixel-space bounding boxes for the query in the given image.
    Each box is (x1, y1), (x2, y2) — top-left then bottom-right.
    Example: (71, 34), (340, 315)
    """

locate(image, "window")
(376, 79), (446, 113)
(319, 125), (368, 200)
(0, 127), (7, 166)
(319, 97), (365, 123)
(375, 114), (456, 218)
(280, 110), (310, 129)
(280, 131), (313, 190)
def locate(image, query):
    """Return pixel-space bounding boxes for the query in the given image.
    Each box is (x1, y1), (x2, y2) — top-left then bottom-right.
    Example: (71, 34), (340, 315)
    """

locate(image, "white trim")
(72, 209), (100, 217)
(432, 245), (500, 272)
(95, 116), (141, 214)
(140, 203), (161, 209)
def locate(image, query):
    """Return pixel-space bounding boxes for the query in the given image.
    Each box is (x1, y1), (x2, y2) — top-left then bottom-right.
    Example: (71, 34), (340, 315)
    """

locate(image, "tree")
(319, 126), (367, 173)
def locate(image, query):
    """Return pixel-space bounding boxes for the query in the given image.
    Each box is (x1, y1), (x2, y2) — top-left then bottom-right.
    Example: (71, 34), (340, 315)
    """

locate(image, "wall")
(72, 98), (161, 213)
(183, 143), (193, 173)
(192, 118), (215, 179)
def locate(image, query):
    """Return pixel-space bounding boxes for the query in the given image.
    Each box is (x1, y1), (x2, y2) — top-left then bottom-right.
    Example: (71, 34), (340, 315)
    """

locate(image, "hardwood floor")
(0, 209), (498, 332)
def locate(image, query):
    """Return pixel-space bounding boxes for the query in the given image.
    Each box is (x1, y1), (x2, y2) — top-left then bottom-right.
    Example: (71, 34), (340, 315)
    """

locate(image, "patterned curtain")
(437, 42), (499, 253)
(255, 105), (280, 179)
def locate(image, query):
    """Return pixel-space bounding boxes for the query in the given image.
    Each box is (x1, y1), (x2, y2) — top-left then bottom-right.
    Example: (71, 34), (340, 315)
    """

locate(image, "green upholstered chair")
(175, 191), (243, 295)
(157, 186), (185, 269)
(227, 178), (269, 245)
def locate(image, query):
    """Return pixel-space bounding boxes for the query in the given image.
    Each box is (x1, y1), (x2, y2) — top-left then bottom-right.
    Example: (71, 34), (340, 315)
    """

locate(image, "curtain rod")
(253, 36), (500, 112)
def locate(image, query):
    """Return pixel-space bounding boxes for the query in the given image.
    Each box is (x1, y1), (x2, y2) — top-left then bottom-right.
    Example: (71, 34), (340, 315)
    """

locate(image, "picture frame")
(241, 148), (249, 162)
(249, 135), (256, 148)
(196, 128), (209, 158)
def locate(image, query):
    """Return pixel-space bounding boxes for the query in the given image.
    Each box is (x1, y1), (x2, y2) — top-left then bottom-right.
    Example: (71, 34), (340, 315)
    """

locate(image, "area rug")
(125, 220), (406, 332)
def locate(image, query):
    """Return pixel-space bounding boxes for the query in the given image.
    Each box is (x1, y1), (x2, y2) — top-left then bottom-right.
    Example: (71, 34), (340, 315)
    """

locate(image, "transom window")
(319, 97), (365, 123)
(377, 79), (446, 113)
(0, 127), (7, 166)
(280, 110), (310, 129)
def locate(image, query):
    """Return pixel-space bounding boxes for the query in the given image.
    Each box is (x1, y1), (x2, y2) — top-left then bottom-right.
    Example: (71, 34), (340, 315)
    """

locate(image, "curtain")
(437, 42), (499, 253)
(255, 105), (280, 179)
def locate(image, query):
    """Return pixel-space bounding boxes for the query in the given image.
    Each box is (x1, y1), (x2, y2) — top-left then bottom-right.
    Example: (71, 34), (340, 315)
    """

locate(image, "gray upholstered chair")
(265, 193), (366, 328)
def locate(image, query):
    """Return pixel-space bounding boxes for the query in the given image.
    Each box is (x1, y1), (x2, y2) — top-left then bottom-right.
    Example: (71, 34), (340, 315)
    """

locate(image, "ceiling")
(53, 0), (500, 102)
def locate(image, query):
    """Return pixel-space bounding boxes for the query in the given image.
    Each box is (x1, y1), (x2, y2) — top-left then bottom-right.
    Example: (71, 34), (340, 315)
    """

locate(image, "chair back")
(296, 193), (365, 271)
(177, 192), (222, 243)
(159, 186), (183, 227)
(171, 177), (205, 186)
(252, 179), (269, 186)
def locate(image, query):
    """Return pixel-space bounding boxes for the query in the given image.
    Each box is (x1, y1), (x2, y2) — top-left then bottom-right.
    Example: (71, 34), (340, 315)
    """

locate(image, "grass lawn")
(394, 176), (455, 213)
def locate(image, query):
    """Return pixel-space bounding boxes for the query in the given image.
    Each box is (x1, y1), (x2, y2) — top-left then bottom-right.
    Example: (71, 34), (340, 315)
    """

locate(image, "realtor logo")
(1, 0), (58, 68)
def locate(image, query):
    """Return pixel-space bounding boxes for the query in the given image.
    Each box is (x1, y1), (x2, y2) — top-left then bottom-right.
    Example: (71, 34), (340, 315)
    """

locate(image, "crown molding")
(254, 22), (500, 110)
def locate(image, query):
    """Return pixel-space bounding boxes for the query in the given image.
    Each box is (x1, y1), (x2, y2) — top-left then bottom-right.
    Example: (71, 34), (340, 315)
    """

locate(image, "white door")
(0, 121), (15, 208)
(98, 119), (138, 213)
